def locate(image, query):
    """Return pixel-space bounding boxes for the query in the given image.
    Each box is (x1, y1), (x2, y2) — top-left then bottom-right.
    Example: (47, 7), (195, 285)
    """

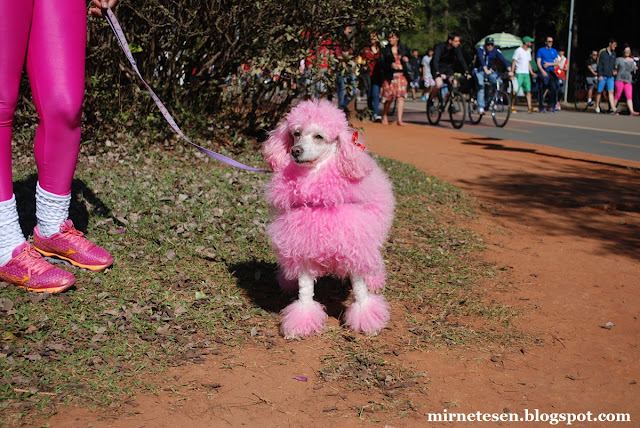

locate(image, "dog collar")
(352, 131), (366, 150)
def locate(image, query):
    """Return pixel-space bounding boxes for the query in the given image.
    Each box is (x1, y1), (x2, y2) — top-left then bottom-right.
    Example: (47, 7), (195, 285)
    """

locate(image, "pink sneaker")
(33, 220), (114, 271)
(0, 242), (76, 293)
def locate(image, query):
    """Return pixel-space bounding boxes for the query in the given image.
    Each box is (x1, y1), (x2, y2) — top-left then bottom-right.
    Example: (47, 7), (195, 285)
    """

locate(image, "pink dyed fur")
(263, 99), (395, 336)
(343, 294), (390, 335)
(280, 300), (328, 338)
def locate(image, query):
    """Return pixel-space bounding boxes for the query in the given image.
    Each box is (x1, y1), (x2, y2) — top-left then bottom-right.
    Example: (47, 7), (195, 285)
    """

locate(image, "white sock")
(36, 182), (71, 238)
(0, 195), (26, 265)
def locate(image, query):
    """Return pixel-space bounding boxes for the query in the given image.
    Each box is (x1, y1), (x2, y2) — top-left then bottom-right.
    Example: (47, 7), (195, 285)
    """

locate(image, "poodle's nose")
(291, 146), (304, 159)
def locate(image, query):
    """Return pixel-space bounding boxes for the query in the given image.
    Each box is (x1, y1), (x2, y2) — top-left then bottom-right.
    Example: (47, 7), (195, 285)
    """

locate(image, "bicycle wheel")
(448, 91), (466, 129)
(574, 84), (589, 111)
(491, 90), (511, 127)
(426, 94), (442, 125)
(467, 96), (483, 125)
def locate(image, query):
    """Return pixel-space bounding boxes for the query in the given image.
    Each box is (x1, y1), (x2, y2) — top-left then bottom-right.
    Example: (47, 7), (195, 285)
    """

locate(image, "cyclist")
(474, 37), (513, 115)
(429, 33), (468, 102)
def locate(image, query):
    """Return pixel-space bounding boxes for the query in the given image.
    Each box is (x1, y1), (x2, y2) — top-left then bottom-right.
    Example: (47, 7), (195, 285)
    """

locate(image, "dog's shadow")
(229, 261), (352, 319)
(13, 174), (112, 236)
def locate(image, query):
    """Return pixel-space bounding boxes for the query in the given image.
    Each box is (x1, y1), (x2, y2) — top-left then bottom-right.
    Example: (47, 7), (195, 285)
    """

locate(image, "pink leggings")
(0, 0), (86, 202)
(614, 80), (633, 103)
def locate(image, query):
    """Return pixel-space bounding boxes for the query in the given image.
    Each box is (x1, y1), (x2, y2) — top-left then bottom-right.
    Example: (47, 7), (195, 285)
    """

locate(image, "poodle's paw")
(280, 300), (327, 339)
(366, 270), (386, 292)
(344, 294), (390, 335)
(276, 270), (299, 294)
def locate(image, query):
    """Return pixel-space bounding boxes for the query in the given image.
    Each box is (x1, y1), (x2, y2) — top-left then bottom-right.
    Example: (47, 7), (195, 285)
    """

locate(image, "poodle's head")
(263, 99), (372, 180)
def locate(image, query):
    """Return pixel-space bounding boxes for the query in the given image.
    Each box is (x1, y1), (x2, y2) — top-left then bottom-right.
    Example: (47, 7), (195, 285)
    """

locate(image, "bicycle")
(573, 74), (610, 112)
(467, 73), (511, 127)
(426, 76), (466, 129)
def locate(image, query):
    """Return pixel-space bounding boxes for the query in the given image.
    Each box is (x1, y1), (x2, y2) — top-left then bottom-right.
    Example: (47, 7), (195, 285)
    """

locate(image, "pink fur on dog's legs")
(366, 268), (386, 292)
(344, 275), (390, 335)
(280, 272), (327, 339)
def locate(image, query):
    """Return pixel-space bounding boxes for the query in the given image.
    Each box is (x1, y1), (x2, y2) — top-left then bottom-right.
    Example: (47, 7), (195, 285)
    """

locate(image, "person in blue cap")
(474, 37), (513, 115)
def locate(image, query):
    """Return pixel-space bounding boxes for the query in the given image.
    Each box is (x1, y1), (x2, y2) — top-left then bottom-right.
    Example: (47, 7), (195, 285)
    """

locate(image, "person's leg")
(607, 77), (617, 113)
(364, 73), (373, 111)
(28, 0), (86, 200)
(613, 80), (624, 110)
(381, 100), (391, 125)
(397, 97), (405, 125)
(27, 0), (85, 237)
(430, 76), (443, 99)
(624, 83), (637, 115)
(28, 0), (112, 271)
(0, 1), (33, 263)
(595, 78), (606, 112)
(556, 78), (564, 109)
(521, 74), (533, 111)
(475, 71), (486, 112)
(0, 2), (78, 292)
(486, 73), (498, 105)
(0, 1), (32, 202)
(547, 76), (557, 110)
(371, 82), (381, 118)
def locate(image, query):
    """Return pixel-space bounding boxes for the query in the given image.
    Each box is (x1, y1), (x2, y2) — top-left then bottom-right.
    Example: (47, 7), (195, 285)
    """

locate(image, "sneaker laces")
(18, 244), (50, 277)
(59, 221), (94, 251)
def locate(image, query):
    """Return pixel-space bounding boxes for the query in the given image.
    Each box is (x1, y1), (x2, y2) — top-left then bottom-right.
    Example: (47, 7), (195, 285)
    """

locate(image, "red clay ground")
(42, 122), (639, 427)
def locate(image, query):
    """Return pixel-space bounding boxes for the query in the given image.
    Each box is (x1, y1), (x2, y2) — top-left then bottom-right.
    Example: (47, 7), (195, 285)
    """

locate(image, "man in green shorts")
(511, 36), (536, 113)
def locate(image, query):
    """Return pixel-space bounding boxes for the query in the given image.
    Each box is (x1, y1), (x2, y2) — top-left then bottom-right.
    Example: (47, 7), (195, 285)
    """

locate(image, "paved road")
(396, 99), (640, 163)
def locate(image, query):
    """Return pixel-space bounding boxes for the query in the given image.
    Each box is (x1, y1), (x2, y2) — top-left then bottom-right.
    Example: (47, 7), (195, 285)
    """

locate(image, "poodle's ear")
(263, 121), (292, 171)
(336, 129), (373, 180)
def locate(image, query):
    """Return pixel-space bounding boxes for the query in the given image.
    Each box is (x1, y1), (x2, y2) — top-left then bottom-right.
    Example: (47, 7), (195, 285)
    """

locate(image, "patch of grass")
(0, 139), (524, 425)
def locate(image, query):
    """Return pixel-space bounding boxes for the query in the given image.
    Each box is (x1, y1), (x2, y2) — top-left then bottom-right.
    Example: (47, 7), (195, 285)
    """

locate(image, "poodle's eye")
(314, 134), (324, 140)
(293, 131), (301, 137)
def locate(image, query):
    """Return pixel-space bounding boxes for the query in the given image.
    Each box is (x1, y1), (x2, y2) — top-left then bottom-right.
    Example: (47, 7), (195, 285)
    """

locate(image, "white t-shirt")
(512, 46), (532, 74)
(421, 55), (433, 79)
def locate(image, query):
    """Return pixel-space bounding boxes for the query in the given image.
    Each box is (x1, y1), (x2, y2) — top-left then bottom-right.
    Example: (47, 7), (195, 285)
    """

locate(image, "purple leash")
(104, 8), (269, 173)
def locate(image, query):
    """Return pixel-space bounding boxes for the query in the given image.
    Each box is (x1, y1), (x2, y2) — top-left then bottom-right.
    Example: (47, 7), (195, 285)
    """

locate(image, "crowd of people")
(330, 30), (640, 121)
(229, 29), (639, 123)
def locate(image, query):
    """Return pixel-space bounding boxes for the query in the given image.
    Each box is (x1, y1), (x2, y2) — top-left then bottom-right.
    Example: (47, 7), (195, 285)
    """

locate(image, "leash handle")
(103, 8), (269, 172)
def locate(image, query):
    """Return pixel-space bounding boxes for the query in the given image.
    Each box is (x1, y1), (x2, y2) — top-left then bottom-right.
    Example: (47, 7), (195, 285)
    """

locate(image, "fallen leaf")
(600, 322), (615, 330)
(156, 325), (171, 335)
(0, 298), (14, 311)
(293, 376), (308, 382)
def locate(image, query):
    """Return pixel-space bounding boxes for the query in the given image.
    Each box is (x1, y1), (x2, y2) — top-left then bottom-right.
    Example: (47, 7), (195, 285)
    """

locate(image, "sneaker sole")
(33, 248), (113, 271)
(0, 276), (76, 294)
(23, 281), (76, 294)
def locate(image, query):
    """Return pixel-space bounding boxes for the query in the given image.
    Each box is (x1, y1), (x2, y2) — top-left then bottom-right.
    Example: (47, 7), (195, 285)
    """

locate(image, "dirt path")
(43, 122), (640, 427)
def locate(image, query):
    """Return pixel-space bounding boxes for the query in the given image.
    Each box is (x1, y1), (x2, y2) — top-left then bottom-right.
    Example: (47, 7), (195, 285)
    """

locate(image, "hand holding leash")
(88, 0), (119, 17)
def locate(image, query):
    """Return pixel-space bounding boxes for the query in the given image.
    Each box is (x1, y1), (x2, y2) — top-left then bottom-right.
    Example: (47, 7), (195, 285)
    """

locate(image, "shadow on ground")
(13, 174), (112, 237)
(463, 137), (638, 169)
(230, 261), (351, 320)
(454, 138), (640, 259)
